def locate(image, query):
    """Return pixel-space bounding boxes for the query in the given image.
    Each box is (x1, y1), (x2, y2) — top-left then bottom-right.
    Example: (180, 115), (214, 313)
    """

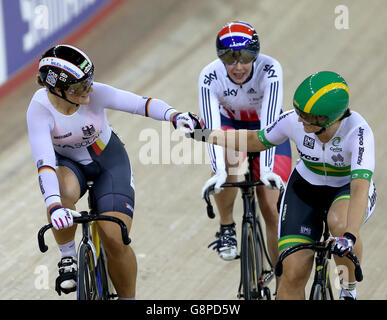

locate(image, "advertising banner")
(0, 0), (110, 86)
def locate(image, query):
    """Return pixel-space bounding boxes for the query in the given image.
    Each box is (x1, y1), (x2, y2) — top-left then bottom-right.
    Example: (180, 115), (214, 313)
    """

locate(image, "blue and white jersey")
(198, 54), (283, 173)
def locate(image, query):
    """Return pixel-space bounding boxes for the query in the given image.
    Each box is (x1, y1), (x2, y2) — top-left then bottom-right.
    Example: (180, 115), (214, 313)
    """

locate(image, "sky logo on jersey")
(218, 21), (254, 50)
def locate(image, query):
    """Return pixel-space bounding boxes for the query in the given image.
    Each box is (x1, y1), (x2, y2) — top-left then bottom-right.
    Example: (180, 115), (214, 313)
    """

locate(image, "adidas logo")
(247, 88), (257, 94)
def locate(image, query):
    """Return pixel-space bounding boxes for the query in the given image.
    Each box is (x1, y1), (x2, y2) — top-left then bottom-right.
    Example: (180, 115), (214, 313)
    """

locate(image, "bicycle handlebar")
(37, 212), (131, 253)
(275, 242), (363, 282)
(203, 181), (264, 219)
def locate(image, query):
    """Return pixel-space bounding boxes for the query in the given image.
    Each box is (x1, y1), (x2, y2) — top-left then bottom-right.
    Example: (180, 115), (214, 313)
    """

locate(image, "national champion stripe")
(38, 165), (56, 174)
(145, 98), (153, 117)
(304, 82), (349, 113)
(39, 57), (85, 79)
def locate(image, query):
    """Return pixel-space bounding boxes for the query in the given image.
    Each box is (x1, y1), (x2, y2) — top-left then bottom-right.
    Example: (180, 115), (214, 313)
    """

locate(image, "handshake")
(172, 112), (210, 141)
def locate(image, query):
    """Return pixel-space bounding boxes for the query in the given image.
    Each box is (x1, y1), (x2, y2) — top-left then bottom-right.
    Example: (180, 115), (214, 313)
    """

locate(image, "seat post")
(322, 215), (330, 242)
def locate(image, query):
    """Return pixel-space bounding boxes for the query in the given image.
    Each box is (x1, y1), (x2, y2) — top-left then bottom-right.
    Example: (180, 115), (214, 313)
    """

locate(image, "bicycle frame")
(37, 188), (130, 299)
(309, 243), (334, 300)
(275, 220), (363, 300)
(204, 152), (275, 300)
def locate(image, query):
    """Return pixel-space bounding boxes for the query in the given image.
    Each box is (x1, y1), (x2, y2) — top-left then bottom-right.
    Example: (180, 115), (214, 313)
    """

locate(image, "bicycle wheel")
(77, 244), (101, 300)
(240, 222), (263, 300)
(97, 245), (117, 299)
(96, 248), (109, 299)
(325, 275), (334, 300)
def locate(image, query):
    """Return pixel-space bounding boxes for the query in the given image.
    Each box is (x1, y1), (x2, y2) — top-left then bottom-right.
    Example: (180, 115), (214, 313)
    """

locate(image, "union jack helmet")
(216, 21), (260, 61)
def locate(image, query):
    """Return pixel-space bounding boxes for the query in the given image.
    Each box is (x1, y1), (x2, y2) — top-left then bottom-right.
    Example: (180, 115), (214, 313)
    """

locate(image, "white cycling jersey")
(198, 54), (283, 174)
(27, 82), (177, 206)
(257, 110), (375, 187)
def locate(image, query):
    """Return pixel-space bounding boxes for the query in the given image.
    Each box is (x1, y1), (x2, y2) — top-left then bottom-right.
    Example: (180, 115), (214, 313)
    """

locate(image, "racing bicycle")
(204, 152), (276, 300)
(275, 217), (363, 300)
(38, 182), (131, 300)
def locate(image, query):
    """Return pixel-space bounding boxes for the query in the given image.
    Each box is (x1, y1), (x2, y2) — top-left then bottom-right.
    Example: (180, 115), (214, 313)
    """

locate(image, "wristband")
(343, 232), (357, 245)
(49, 205), (63, 216)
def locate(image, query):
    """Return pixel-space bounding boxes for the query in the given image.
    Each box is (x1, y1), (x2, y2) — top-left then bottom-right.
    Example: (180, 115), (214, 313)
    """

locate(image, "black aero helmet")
(216, 21), (260, 65)
(38, 44), (94, 103)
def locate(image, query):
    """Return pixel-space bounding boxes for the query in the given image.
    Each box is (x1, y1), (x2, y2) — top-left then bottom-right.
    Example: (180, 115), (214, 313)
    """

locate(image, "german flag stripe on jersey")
(90, 138), (106, 156)
(145, 98), (153, 117)
(38, 165), (56, 174)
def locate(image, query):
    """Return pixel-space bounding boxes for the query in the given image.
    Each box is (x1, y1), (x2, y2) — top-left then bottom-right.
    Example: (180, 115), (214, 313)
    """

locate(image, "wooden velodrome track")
(0, 0), (385, 300)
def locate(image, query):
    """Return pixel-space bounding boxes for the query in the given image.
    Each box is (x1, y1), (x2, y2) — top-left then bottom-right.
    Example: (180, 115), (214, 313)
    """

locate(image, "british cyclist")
(198, 21), (292, 265)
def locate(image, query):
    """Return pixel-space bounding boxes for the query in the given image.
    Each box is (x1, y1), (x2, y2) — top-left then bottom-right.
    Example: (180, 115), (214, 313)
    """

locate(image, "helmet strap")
(315, 109), (351, 135)
(48, 88), (79, 106)
(315, 127), (326, 135)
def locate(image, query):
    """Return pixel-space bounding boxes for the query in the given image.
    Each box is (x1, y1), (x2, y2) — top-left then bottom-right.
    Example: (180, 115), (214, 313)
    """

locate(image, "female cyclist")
(27, 44), (201, 299)
(198, 21), (291, 264)
(190, 71), (377, 300)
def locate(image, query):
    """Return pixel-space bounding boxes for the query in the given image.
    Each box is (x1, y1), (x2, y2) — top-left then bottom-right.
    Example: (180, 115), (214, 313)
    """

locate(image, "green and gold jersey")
(257, 110), (375, 187)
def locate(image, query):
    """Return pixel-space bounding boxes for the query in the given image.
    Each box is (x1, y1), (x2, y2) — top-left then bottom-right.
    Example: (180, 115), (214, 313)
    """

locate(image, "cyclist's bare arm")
(346, 177), (370, 239)
(345, 123), (375, 238)
(207, 129), (268, 153)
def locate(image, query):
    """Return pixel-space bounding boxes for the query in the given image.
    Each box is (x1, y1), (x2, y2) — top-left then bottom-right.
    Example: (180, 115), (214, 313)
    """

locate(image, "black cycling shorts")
(56, 132), (135, 217)
(278, 168), (350, 252)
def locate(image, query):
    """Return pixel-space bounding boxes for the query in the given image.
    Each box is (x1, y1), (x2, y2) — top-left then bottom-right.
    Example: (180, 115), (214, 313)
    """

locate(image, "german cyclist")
(27, 44), (201, 299)
(198, 21), (291, 264)
(189, 71), (376, 300)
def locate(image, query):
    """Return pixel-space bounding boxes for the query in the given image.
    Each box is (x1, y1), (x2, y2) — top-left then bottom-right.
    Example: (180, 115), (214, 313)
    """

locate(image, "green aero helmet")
(293, 71), (349, 128)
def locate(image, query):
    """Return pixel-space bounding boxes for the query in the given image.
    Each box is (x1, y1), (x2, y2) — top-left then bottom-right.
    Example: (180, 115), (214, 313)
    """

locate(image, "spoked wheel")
(97, 245), (117, 300)
(326, 275), (334, 300)
(77, 244), (101, 300)
(240, 222), (263, 300)
(263, 286), (271, 300)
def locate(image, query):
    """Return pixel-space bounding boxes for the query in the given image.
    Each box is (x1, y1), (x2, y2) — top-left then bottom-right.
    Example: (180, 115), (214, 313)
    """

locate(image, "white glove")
(327, 233), (356, 257)
(172, 112), (204, 133)
(50, 206), (81, 230)
(201, 170), (228, 198)
(260, 167), (285, 190)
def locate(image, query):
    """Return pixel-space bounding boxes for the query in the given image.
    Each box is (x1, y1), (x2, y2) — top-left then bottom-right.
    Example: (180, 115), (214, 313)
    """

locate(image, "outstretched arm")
(194, 129), (268, 153)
